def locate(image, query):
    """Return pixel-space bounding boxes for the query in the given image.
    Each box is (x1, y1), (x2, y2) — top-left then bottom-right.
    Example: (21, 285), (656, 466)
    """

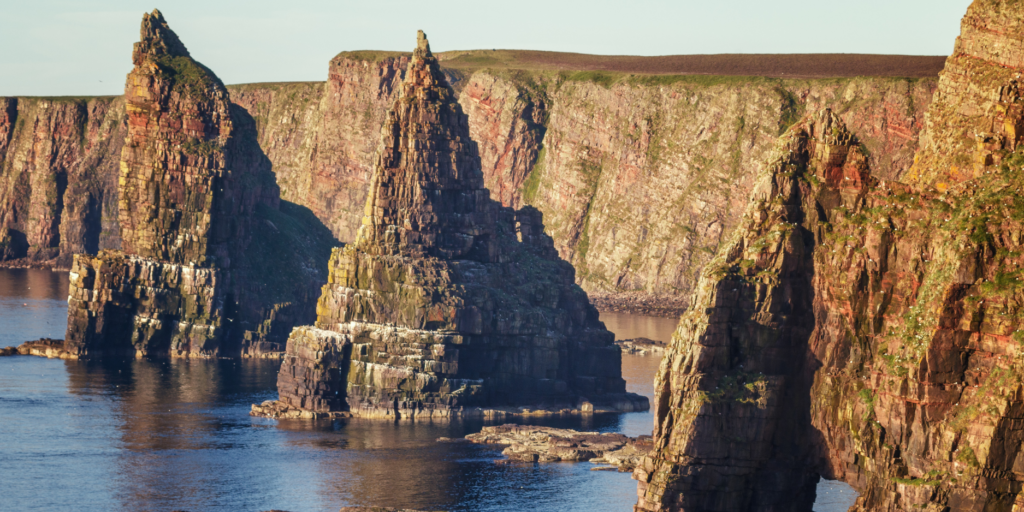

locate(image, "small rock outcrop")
(615, 337), (667, 356)
(635, 1), (1024, 510)
(62, 10), (334, 358)
(252, 32), (647, 420)
(453, 424), (651, 471)
(0, 338), (65, 358)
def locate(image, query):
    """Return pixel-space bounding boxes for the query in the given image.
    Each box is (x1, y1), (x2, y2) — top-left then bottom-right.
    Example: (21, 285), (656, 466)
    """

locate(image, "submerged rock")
(635, 2), (1024, 510)
(456, 424), (651, 471)
(60, 10), (335, 359)
(252, 31), (647, 421)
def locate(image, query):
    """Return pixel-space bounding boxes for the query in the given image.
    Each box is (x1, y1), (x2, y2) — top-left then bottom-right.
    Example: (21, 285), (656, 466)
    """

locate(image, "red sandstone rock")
(636, 2), (1024, 510)
(1, 59), (934, 315)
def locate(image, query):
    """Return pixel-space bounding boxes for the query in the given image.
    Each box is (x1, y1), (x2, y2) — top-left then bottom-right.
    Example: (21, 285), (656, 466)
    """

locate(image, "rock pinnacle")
(416, 30), (431, 55)
(134, 8), (190, 63)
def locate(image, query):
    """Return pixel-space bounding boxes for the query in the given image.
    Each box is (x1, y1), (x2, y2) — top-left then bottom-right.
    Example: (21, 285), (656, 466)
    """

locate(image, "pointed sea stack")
(636, 1), (1024, 510)
(253, 32), (647, 420)
(62, 10), (334, 358)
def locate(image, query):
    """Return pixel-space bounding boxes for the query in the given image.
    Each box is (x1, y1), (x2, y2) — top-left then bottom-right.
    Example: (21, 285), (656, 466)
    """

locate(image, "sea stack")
(253, 32), (647, 420)
(635, 1), (1024, 510)
(63, 10), (333, 358)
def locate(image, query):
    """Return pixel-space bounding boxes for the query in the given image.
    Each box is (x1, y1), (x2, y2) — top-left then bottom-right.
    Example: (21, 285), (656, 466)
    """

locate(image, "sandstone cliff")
(62, 10), (334, 359)
(252, 32), (646, 420)
(1, 57), (935, 315)
(233, 66), (935, 315)
(0, 96), (124, 266)
(635, 1), (1024, 510)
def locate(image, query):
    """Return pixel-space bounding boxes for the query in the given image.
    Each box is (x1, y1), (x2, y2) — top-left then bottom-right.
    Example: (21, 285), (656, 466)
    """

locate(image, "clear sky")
(0, 0), (974, 96)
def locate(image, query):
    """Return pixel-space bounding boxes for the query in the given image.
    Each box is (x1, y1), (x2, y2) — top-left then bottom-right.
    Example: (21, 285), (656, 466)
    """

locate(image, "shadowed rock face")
(256, 32), (648, 420)
(636, 1), (1024, 511)
(118, 10), (270, 267)
(63, 10), (334, 359)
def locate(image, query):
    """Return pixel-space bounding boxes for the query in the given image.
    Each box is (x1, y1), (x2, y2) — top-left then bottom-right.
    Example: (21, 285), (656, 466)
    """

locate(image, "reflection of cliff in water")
(64, 358), (281, 509)
(0, 269), (70, 346)
(66, 358), (280, 449)
(0, 268), (69, 300)
(56, 355), (638, 511)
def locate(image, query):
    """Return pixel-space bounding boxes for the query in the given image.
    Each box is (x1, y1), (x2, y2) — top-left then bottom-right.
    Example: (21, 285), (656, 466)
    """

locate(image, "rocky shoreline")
(251, 395), (647, 422)
(0, 338), (73, 359)
(0, 259), (66, 271)
(442, 424), (652, 472)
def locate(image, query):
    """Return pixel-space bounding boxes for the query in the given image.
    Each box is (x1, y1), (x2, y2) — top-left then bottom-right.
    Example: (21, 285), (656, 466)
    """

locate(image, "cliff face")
(523, 76), (932, 313)
(0, 96), (125, 266)
(229, 68), (934, 314)
(636, 1), (1024, 510)
(253, 33), (646, 420)
(1, 59), (933, 314)
(229, 54), (409, 243)
(63, 10), (334, 359)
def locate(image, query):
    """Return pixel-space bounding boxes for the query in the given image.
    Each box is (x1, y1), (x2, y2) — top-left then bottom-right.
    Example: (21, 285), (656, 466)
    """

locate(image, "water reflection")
(598, 310), (679, 344)
(0, 269), (859, 511)
(0, 268), (69, 346)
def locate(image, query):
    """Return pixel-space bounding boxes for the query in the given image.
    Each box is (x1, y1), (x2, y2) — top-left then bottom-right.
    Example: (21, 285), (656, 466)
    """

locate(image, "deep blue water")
(0, 269), (858, 512)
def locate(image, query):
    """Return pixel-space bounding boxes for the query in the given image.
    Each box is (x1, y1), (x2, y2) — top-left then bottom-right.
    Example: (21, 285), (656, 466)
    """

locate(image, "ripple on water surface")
(0, 269), (858, 511)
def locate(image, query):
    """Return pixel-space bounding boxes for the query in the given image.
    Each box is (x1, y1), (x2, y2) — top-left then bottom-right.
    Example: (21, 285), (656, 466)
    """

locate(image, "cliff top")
(334, 49), (946, 79)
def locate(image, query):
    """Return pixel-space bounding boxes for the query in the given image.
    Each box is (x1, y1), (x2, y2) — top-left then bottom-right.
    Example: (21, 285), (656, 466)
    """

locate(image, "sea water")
(0, 269), (857, 511)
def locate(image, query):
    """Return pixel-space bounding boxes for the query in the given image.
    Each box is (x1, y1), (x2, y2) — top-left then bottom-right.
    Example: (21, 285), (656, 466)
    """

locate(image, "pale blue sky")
(1, 0), (973, 96)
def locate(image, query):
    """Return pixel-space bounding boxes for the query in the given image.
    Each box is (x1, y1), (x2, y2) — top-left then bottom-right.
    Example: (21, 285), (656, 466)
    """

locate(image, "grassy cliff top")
(436, 50), (945, 79)
(7, 51), (944, 101)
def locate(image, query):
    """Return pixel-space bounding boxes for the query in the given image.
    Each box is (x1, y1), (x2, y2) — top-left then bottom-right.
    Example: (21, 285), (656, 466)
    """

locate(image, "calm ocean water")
(0, 269), (857, 512)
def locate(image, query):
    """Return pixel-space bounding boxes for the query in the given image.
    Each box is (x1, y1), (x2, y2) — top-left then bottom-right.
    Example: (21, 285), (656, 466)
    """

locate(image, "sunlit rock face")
(257, 32), (648, 420)
(63, 10), (334, 359)
(635, 1), (1024, 511)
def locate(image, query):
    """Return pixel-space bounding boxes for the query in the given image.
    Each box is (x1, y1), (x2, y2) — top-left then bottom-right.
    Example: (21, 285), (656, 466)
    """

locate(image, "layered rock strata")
(253, 32), (646, 420)
(0, 96), (125, 267)
(2, 62), (935, 315)
(62, 10), (334, 359)
(636, 1), (1024, 510)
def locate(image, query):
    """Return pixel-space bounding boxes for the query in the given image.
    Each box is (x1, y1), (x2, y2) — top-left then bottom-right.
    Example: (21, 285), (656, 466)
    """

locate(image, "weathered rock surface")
(455, 423), (652, 471)
(0, 96), (125, 267)
(636, 2), (1024, 510)
(253, 32), (647, 421)
(61, 10), (334, 359)
(1, 57), (934, 315)
(0, 338), (67, 358)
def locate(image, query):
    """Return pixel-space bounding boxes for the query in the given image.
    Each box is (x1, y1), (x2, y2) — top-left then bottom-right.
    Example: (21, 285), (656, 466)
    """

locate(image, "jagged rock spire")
(416, 30), (430, 54)
(252, 31), (646, 421)
(355, 30), (495, 261)
(133, 9), (190, 64)
(118, 9), (242, 266)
